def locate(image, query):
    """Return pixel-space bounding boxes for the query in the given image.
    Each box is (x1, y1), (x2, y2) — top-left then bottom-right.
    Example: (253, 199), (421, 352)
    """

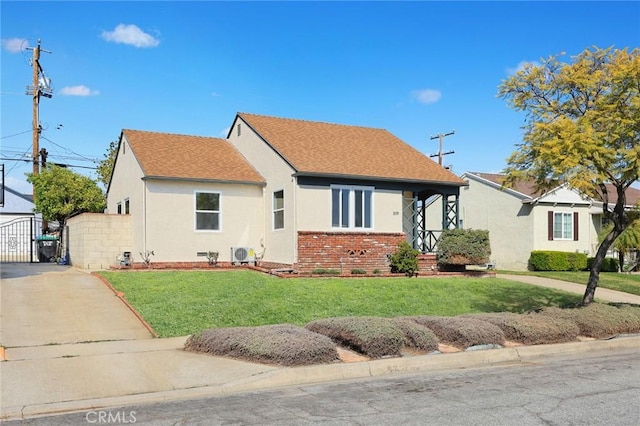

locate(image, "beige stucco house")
(106, 112), (466, 272)
(438, 172), (640, 271)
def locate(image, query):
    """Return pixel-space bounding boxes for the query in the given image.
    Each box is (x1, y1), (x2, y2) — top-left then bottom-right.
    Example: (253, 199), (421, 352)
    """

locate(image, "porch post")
(442, 193), (459, 230)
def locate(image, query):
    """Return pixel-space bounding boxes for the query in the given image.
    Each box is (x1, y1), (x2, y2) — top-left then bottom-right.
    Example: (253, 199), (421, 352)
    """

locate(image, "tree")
(96, 139), (118, 189)
(27, 165), (106, 256)
(498, 46), (640, 304)
(599, 217), (640, 272)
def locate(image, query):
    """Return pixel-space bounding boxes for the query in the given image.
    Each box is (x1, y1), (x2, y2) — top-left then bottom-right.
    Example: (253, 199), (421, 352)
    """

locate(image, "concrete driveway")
(0, 263), (152, 347)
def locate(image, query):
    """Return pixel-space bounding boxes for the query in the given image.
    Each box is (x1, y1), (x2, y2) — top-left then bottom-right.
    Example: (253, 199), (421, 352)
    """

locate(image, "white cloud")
(101, 24), (160, 48)
(211, 92), (222, 97)
(506, 60), (540, 75)
(1, 38), (28, 53)
(412, 89), (442, 104)
(59, 85), (100, 96)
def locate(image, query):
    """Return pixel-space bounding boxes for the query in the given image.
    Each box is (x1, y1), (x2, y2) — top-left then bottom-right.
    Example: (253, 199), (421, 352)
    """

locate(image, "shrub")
(306, 316), (407, 358)
(405, 316), (505, 350)
(529, 251), (588, 271)
(586, 257), (620, 272)
(184, 324), (339, 366)
(351, 269), (367, 275)
(437, 229), (490, 266)
(463, 312), (579, 345)
(389, 241), (419, 276)
(311, 268), (341, 275)
(539, 303), (640, 338)
(391, 318), (439, 352)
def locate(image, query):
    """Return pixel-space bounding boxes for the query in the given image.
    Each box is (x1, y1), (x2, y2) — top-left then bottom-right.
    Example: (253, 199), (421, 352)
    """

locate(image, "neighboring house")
(0, 186), (42, 262)
(105, 112), (466, 272)
(442, 172), (640, 271)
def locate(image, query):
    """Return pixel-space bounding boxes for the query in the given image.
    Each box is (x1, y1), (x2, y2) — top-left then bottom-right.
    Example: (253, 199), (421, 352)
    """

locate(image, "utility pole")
(25, 39), (53, 181)
(429, 130), (455, 166)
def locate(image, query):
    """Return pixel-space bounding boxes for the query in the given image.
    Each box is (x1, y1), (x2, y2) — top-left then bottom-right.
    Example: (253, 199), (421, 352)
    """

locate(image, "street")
(9, 348), (639, 425)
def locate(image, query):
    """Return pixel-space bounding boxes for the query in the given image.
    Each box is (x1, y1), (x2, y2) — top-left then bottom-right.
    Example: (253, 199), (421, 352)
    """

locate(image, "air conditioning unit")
(231, 247), (255, 264)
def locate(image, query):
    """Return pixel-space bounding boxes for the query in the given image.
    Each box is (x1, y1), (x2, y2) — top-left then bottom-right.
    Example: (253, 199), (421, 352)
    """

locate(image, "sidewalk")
(1, 265), (639, 421)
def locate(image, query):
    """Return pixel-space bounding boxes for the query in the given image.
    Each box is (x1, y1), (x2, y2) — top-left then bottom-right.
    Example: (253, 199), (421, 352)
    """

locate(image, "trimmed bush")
(306, 316), (407, 358)
(437, 229), (491, 266)
(405, 316), (505, 350)
(184, 324), (339, 366)
(586, 257), (620, 272)
(463, 312), (579, 345)
(311, 268), (341, 275)
(529, 251), (588, 271)
(391, 318), (439, 352)
(539, 303), (640, 338)
(389, 241), (419, 276)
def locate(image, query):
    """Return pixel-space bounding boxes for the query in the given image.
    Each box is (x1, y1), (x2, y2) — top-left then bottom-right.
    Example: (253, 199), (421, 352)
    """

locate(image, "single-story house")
(105, 112), (466, 272)
(438, 172), (640, 271)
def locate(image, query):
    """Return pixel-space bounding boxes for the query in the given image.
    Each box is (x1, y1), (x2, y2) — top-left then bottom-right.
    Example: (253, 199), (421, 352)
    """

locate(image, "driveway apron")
(0, 263), (152, 347)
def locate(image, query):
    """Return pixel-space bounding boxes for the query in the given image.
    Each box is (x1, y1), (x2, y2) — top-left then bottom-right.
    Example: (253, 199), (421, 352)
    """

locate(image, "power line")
(1, 129), (33, 139)
(40, 135), (100, 163)
(0, 157), (97, 170)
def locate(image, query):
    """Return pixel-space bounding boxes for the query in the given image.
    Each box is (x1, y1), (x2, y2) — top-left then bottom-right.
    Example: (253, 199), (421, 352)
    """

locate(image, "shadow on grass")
(472, 284), (583, 314)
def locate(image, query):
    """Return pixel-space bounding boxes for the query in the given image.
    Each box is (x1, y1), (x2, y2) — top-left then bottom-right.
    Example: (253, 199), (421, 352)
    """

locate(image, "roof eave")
(293, 171), (467, 186)
(142, 176), (266, 186)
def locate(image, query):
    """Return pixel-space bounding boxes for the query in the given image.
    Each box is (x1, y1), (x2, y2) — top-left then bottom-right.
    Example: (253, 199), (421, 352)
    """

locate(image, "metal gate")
(0, 216), (45, 263)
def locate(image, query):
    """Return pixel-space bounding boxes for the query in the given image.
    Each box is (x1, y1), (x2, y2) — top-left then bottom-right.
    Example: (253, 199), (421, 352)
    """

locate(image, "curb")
(2, 335), (638, 421)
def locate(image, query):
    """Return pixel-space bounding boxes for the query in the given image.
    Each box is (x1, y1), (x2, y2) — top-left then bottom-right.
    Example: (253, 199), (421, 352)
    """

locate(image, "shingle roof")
(122, 129), (264, 184)
(238, 113), (466, 185)
(470, 172), (640, 206)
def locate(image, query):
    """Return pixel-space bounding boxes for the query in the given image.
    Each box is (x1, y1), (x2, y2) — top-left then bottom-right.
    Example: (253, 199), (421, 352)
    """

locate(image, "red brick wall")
(295, 231), (405, 274)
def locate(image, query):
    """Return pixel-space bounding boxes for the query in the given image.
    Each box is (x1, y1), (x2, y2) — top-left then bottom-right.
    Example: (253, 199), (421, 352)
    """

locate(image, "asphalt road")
(9, 348), (639, 425)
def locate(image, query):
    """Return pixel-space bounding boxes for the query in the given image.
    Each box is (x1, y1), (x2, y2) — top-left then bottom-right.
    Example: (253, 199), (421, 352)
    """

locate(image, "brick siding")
(295, 231), (405, 274)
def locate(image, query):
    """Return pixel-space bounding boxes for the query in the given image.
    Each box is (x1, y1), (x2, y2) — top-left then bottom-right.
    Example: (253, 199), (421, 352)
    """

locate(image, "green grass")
(99, 270), (582, 337)
(500, 270), (640, 296)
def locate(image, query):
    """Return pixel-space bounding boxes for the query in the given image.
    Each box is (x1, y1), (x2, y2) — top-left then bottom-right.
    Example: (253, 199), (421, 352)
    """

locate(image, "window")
(273, 190), (284, 230)
(117, 202), (122, 214)
(124, 198), (130, 215)
(548, 211), (578, 241)
(331, 186), (373, 229)
(195, 192), (220, 230)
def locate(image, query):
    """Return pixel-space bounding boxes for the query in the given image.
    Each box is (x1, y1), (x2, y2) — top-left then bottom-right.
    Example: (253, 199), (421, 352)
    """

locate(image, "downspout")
(143, 179), (147, 254)
(292, 175), (298, 266)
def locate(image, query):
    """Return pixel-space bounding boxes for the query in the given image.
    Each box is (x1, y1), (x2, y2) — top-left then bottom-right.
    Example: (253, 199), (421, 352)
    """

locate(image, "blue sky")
(2, 1), (639, 194)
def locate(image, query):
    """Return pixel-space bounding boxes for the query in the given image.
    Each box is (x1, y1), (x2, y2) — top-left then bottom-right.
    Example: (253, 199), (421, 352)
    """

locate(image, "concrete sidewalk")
(1, 265), (639, 421)
(498, 273), (640, 305)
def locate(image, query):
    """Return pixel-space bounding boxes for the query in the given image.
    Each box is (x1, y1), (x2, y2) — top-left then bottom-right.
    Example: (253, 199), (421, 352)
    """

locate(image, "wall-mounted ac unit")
(231, 247), (255, 264)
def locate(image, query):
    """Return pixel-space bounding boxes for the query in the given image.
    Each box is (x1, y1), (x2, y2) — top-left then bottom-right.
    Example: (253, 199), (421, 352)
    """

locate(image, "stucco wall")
(67, 213), (132, 269)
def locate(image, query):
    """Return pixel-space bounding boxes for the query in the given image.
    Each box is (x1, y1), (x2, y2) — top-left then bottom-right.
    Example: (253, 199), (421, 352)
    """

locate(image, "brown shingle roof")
(238, 113), (466, 185)
(471, 172), (640, 206)
(122, 129), (264, 184)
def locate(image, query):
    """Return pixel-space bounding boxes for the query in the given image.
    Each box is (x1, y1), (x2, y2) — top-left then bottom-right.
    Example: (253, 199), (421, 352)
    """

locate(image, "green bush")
(311, 268), (341, 275)
(529, 251), (588, 271)
(389, 241), (419, 276)
(586, 257), (620, 272)
(351, 269), (367, 275)
(437, 229), (490, 266)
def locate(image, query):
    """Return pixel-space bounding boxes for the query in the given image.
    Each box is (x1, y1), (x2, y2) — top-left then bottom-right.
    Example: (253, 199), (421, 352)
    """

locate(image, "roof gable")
(121, 129), (264, 184)
(238, 113), (466, 185)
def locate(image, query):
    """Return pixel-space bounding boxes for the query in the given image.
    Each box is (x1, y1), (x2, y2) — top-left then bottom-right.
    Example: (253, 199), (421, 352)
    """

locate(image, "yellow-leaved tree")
(498, 46), (640, 304)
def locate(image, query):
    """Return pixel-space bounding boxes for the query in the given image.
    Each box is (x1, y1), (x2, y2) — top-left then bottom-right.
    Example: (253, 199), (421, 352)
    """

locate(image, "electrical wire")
(1, 129), (32, 139)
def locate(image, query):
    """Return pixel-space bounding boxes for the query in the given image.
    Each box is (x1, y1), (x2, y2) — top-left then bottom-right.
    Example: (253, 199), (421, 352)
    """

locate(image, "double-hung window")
(549, 211), (578, 240)
(273, 190), (284, 230)
(331, 185), (373, 229)
(195, 191), (220, 231)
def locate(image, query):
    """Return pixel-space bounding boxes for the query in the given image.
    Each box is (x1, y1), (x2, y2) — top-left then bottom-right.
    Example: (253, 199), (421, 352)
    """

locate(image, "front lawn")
(99, 270), (582, 337)
(501, 271), (640, 296)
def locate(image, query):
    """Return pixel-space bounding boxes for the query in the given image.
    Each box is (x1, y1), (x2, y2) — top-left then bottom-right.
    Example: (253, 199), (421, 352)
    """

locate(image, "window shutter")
(548, 211), (553, 241)
(573, 212), (579, 241)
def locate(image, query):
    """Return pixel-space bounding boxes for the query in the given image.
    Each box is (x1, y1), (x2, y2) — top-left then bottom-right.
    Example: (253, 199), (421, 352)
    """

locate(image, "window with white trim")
(117, 202), (122, 214)
(553, 212), (573, 240)
(124, 198), (130, 215)
(331, 186), (373, 229)
(273, 190), (284, 230)
(195, 191), (220, 231)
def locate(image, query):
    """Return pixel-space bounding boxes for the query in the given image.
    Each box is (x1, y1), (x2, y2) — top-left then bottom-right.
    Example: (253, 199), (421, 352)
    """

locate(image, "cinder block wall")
(296, 231), (405, 274)
(67, 213), (132, 269)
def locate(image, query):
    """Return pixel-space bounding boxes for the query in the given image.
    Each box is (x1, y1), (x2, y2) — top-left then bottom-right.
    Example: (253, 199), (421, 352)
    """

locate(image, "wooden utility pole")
(25, 39), (53, 180)
(429, 130), (455, 166)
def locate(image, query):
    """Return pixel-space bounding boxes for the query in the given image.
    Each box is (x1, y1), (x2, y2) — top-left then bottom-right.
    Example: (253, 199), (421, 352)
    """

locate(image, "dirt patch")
(337, 347), (370, 363)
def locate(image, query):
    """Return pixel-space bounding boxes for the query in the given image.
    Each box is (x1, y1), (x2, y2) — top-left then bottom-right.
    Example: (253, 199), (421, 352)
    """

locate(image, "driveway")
(0, 263), (152, 347)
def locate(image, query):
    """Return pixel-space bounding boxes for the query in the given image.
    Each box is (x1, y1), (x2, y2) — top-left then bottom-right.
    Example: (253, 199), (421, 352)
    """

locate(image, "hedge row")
(185, 304), (640, 366)
(529, 251), (588, 271)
